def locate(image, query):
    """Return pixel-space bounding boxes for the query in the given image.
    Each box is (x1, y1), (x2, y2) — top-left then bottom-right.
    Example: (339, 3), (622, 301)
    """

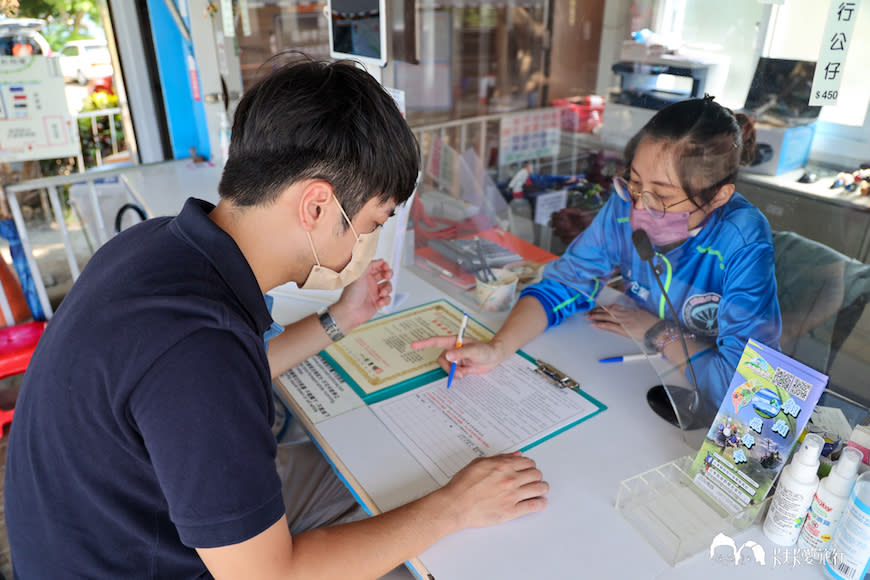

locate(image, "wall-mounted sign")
(0, 56), (79, 163)
(498, 109), (561, 168)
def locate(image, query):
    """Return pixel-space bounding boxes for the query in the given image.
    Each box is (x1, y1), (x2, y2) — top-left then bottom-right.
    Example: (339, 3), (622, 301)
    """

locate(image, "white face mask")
(301, 196), (380, 291)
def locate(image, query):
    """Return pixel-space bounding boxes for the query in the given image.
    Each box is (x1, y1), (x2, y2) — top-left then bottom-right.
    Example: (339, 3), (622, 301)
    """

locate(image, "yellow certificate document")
(322, 300), (492, 402)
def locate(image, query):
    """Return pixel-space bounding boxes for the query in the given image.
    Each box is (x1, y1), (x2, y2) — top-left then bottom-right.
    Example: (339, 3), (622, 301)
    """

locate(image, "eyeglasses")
(612, 176), (692, 219)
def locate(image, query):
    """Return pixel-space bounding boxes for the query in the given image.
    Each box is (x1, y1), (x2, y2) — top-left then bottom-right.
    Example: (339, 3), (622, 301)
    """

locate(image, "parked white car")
(0, 17), (52, 56)
(58, 39), (112, 85)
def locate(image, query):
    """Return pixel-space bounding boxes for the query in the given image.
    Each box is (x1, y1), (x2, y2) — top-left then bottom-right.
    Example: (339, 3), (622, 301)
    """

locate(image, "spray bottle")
(506, 166), (535, 244)
(825, 470), (870, 579)
(799, 446), (862, 551)
(763, 433), (824, 546)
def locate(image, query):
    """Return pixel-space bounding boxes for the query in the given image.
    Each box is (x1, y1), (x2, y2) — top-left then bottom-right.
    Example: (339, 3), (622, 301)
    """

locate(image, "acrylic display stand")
(616, 455), (771, 566)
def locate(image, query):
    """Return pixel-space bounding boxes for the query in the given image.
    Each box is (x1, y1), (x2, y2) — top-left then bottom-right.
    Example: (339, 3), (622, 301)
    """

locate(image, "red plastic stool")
(0, 320), (47, 437)
(0, 407), (13, 435)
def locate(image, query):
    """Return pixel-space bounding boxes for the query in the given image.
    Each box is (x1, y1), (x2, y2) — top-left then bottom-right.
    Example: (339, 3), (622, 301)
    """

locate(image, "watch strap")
(319, 309), (345, 342)
(644, 319), (670, 353)
(644, 319), (695, 353)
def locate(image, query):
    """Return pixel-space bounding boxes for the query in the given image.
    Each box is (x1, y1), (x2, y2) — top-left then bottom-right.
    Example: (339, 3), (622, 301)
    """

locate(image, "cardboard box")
(742, 122), (816, 176)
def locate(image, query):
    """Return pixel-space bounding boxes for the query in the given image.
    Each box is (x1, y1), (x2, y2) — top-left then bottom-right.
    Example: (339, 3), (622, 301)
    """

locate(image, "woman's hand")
(410, 336), (509, 380)
(585, 304), (659, 343)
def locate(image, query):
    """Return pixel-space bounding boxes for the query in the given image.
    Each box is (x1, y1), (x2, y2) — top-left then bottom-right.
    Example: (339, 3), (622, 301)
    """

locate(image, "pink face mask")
(629, 205), (693, 247)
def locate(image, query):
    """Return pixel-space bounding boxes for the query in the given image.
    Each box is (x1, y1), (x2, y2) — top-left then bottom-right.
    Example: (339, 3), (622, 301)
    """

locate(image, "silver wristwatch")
(318, 309), (345, 342)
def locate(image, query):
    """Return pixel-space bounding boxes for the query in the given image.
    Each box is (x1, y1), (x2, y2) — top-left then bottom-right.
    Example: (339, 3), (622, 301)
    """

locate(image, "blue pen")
(599, 353), (661, 363)
(446, 313), (469, 389)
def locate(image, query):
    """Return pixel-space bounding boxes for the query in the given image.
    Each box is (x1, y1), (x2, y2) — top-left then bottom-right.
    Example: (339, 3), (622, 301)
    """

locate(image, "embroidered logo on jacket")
(626, 279), (651, 302)
(683, 293), (721, 336)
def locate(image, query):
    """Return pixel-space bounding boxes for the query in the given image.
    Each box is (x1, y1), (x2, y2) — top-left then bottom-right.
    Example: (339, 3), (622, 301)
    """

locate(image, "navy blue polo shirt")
(5, 198), (286, 579)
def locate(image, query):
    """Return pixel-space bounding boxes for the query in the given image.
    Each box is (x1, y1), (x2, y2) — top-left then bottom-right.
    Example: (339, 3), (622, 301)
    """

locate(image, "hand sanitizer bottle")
(763, 433), (824, 546)
(799, 446), (862, 551)
(825, 470), (870, 579)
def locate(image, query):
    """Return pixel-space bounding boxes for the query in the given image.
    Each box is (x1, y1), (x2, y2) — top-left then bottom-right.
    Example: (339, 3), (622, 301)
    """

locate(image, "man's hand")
(331, 259), (392, 332)
(436, 452), (548, 531)
(199, 453), (547, 580)
(585, 304), (658, 344)
(410, 336), (509, 381)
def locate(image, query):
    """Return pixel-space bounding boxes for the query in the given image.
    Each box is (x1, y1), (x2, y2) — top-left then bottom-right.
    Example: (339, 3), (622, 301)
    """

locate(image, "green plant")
(77, 91), (124, 169)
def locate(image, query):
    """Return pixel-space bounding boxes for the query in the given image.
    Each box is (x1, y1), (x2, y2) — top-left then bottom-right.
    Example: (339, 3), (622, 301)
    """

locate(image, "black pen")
(474, 238), (495, 282)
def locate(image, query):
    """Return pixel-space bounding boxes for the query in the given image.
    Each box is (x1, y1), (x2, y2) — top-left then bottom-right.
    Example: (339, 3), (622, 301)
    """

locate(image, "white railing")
(409, 108), (619, 253)
(75, 107), (125, 172)
(2, 166), (142, 319)
(410, 107), (619, 181)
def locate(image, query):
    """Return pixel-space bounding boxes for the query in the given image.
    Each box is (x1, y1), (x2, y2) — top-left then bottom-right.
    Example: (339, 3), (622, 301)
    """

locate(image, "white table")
(272, 271), (831, 580)
(119, 159), (221, 218)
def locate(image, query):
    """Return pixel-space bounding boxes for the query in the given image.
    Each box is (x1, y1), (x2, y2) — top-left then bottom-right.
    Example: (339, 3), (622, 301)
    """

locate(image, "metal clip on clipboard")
(534, 360), (580, 393)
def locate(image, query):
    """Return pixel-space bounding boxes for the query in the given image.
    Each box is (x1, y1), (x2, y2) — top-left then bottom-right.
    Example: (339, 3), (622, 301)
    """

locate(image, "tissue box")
(742, 122), (816, 176)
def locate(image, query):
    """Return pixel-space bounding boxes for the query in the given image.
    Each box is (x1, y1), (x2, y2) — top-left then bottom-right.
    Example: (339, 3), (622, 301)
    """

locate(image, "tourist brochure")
(690, 338), (828, 513)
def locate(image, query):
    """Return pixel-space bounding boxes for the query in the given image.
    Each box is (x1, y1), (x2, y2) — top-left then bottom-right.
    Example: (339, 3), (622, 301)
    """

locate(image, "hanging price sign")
(809, 0), (862, 106)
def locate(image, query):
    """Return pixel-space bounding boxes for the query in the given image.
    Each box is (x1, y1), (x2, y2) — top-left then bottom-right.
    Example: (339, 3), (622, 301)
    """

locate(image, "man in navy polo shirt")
(5, 57), (548, 579)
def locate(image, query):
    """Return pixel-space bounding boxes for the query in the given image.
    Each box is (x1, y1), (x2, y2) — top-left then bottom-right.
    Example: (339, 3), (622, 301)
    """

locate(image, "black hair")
(218, 54), (420, 222)
(623, 96), (757, 206)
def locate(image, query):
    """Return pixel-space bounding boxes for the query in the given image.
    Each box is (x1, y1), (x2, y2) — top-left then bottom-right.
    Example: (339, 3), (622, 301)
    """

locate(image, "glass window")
(657, 0), (869, 165)
(237, 3), (332, 91)
(766, 0), (869, 128)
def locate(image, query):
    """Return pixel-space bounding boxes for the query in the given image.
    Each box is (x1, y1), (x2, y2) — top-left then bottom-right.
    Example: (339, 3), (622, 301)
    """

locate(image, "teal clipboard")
(319, 300), (607, 438)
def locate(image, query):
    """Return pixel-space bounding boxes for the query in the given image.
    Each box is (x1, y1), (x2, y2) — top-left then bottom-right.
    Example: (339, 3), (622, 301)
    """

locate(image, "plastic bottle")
(825, 471), (870, 579)
(763, 433), (824, 546)
(799, 446), (863, 551)
(507, 167), (535, 244)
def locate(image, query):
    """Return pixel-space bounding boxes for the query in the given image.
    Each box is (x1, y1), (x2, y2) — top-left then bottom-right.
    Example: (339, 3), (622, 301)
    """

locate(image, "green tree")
(16, 1), (100, 50)
(1, 0), (20, 17)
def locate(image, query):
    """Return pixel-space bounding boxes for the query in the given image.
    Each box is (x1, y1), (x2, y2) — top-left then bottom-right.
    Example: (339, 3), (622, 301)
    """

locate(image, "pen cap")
(824, 446), (863, 497)
(790, 433), (824, 484)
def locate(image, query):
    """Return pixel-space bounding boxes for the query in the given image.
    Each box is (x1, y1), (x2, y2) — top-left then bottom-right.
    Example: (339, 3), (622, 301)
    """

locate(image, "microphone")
(631, 228), (655, 262)
(632, 228), (703, 429)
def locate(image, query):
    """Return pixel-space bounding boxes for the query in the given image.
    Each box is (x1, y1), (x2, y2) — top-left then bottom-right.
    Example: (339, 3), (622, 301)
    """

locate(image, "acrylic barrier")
(616, 455), (772, 566)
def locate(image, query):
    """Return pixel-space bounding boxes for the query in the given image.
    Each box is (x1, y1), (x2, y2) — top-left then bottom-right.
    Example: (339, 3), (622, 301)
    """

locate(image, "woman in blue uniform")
(414, 96), (781, 413)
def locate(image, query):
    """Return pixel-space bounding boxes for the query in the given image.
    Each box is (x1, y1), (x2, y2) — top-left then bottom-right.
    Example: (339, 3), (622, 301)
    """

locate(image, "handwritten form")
(371, 355), (601, 486)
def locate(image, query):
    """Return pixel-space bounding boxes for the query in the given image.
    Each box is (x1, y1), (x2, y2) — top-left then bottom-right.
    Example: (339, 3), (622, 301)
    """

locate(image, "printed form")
(371, 355), (600, 486)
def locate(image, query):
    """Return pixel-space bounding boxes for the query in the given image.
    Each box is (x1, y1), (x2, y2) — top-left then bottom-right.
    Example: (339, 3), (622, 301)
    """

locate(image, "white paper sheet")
(277, 356), (365, 423)
(371, 355), (600, 485)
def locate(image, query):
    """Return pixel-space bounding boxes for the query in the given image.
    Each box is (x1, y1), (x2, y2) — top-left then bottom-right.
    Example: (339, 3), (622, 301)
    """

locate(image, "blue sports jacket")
(521, 192), (782, 409)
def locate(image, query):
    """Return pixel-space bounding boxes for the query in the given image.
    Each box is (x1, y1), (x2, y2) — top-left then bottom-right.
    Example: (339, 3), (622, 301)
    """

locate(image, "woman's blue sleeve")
(520, 195), (625, 328)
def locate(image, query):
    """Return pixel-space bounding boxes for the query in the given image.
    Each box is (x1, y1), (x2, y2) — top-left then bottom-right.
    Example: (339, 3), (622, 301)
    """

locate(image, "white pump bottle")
(763, 433), (824, 546)
(799, 446), (863, 550)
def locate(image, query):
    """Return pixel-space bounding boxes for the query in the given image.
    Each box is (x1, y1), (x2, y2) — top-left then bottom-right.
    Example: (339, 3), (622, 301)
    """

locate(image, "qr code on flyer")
(772, 367), (812, 401)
